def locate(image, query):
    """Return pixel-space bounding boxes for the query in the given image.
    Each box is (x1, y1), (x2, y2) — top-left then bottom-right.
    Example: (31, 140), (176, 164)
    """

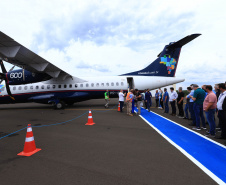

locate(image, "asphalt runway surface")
(0, 99), (218, 185)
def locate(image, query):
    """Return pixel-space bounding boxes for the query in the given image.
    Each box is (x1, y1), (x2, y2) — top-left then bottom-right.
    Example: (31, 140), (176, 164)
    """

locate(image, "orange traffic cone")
(118, 102), (120, 112)
(85, 110), (95, 125)
(17, 124), (41, 157)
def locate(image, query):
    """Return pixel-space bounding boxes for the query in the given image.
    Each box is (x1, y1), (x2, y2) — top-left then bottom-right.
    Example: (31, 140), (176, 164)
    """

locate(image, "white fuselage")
(0, 75), (184, 96)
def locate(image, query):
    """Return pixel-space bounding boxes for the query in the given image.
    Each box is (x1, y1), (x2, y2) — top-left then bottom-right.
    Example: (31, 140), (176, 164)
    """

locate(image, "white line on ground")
(139, 113), (225, 185)
(149, 109), (226, 150)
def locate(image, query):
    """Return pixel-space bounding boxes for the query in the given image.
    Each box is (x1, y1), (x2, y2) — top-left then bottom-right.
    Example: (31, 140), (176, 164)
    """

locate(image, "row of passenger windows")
(2, 82), (124, 91)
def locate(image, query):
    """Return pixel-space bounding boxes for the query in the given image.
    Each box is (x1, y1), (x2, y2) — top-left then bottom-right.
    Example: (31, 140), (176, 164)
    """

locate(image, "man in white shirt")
(118, 89), (126, 112)
(216, 83), (226, 139)
(169, 87), (178, 116)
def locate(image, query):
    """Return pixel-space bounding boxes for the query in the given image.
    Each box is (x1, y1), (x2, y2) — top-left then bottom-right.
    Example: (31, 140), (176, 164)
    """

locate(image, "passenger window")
(80, 84), (83, 88)
(64, 85), (67, 88)
(41, 85), (44, 89)
(116, 82), (119, 86)
(106, 83), (109, 86)
(36, 86), (39, 89)
(58, 85), (61, 88)
(86, 83), (89, 87)
(91, 83), (94, 87)
(121, 82), (124, 86)
(47, 85), (50, 89)
(53, 85), (56, 89)
(1, 87), (5, 91)
(101, 83), (104, 87)
(111, 82), (114, 86)
(75, 84), (78, 88)
(24, 86), (28, 90)
(69, 84), (72, 88)
(19, 86), (22, 90)
(13, 87), (16, 91)
(96, 83), (99, 87)
(30, 86), (33, 90)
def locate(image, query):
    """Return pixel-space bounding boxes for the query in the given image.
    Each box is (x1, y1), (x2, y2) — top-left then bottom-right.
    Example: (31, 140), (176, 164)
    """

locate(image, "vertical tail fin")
(121, 34), (201, 77)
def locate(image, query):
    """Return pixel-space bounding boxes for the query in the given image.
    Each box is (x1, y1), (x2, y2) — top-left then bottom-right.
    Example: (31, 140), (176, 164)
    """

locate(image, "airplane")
(0, 32), (201, 109)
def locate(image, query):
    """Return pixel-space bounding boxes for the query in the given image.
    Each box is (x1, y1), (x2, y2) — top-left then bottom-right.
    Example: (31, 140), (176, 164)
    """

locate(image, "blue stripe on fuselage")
(0, 90), (124, 104)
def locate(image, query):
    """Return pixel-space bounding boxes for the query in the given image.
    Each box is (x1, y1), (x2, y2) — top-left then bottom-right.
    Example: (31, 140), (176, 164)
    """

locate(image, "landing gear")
(55, 101), (66, 109)
(48, 99), (66, 109)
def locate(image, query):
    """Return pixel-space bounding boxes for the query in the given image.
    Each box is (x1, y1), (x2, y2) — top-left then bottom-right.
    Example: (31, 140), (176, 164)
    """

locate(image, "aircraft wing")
(0, 31), (85, 82)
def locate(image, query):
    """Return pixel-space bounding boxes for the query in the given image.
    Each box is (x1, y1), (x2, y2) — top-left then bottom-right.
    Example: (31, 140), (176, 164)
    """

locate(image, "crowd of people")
(104, 82), (226, 144)
(153, 83), (226, 142)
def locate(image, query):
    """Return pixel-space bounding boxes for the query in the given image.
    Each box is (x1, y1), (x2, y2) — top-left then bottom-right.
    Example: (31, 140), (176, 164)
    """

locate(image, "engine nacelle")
(7, 69), (52, 85)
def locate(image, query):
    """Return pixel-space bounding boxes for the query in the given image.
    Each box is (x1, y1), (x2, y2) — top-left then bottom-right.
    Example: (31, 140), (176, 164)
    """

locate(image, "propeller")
(0, 60), (15, 100)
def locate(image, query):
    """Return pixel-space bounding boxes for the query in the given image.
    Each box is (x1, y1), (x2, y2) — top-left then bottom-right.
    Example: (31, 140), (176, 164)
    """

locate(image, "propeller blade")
(0, 72), (6, 84)
(0, 60), (7, 74)
(5, 81), (15, 100)
(9, 65), (15, 72)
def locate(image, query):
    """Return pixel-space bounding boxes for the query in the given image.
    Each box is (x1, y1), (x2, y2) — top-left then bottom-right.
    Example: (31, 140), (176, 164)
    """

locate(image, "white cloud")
(0, 0), (226, 87)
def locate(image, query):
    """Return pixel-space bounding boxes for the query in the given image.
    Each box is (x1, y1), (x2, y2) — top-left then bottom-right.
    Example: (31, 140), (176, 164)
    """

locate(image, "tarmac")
(0, 98), (221, 185)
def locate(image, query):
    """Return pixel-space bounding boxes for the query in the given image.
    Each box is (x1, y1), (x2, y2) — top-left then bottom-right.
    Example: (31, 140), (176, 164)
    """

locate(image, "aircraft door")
(127, 77), (135, 91)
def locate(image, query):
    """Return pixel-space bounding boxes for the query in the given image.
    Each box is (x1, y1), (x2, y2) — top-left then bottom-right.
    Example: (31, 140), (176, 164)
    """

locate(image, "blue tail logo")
(120, 34), (201, 77)
(160, 55), (177, 75)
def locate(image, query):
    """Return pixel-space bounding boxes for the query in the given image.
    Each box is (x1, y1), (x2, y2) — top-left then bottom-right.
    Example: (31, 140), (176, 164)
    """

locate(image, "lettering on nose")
(10, 72), (23, 79)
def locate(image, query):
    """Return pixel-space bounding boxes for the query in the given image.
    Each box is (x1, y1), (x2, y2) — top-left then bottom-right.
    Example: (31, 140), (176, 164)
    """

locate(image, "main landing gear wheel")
(55, 101), (65, 109)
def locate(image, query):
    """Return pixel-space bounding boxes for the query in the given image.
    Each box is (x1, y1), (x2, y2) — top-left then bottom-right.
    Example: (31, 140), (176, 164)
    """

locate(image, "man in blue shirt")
(187, 84), (196, 126)
(145, 89), (152, 112)
(155, 90), (159, 107)
(163, 88), (169, 113)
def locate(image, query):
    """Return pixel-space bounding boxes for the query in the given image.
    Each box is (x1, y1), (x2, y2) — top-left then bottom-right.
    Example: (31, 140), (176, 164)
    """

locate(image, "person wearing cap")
(187, 84), (196, 126)
(190, 84), (206, 131)
(216, 83), (226, 139)
(169, 87), (178, 116)
(203, 85), (217, 137)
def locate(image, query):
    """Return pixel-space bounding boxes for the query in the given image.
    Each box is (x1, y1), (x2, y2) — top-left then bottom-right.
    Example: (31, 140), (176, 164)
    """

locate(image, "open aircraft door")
(127, 77), (135, 91)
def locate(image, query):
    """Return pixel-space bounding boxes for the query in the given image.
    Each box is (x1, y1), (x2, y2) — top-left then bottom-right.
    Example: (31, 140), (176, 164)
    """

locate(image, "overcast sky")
(1, 0), (226, 89)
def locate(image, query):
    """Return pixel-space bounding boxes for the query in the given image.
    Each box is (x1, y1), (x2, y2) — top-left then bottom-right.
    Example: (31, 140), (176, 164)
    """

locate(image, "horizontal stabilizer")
(167, 34), (201, 50)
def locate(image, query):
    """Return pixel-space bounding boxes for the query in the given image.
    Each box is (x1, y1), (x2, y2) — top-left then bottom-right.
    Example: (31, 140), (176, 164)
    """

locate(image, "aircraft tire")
(55, 101), (65, 109)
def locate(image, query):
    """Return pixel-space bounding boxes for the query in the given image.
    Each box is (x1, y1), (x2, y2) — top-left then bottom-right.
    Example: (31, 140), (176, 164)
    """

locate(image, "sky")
(0, 0), (226, 89)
